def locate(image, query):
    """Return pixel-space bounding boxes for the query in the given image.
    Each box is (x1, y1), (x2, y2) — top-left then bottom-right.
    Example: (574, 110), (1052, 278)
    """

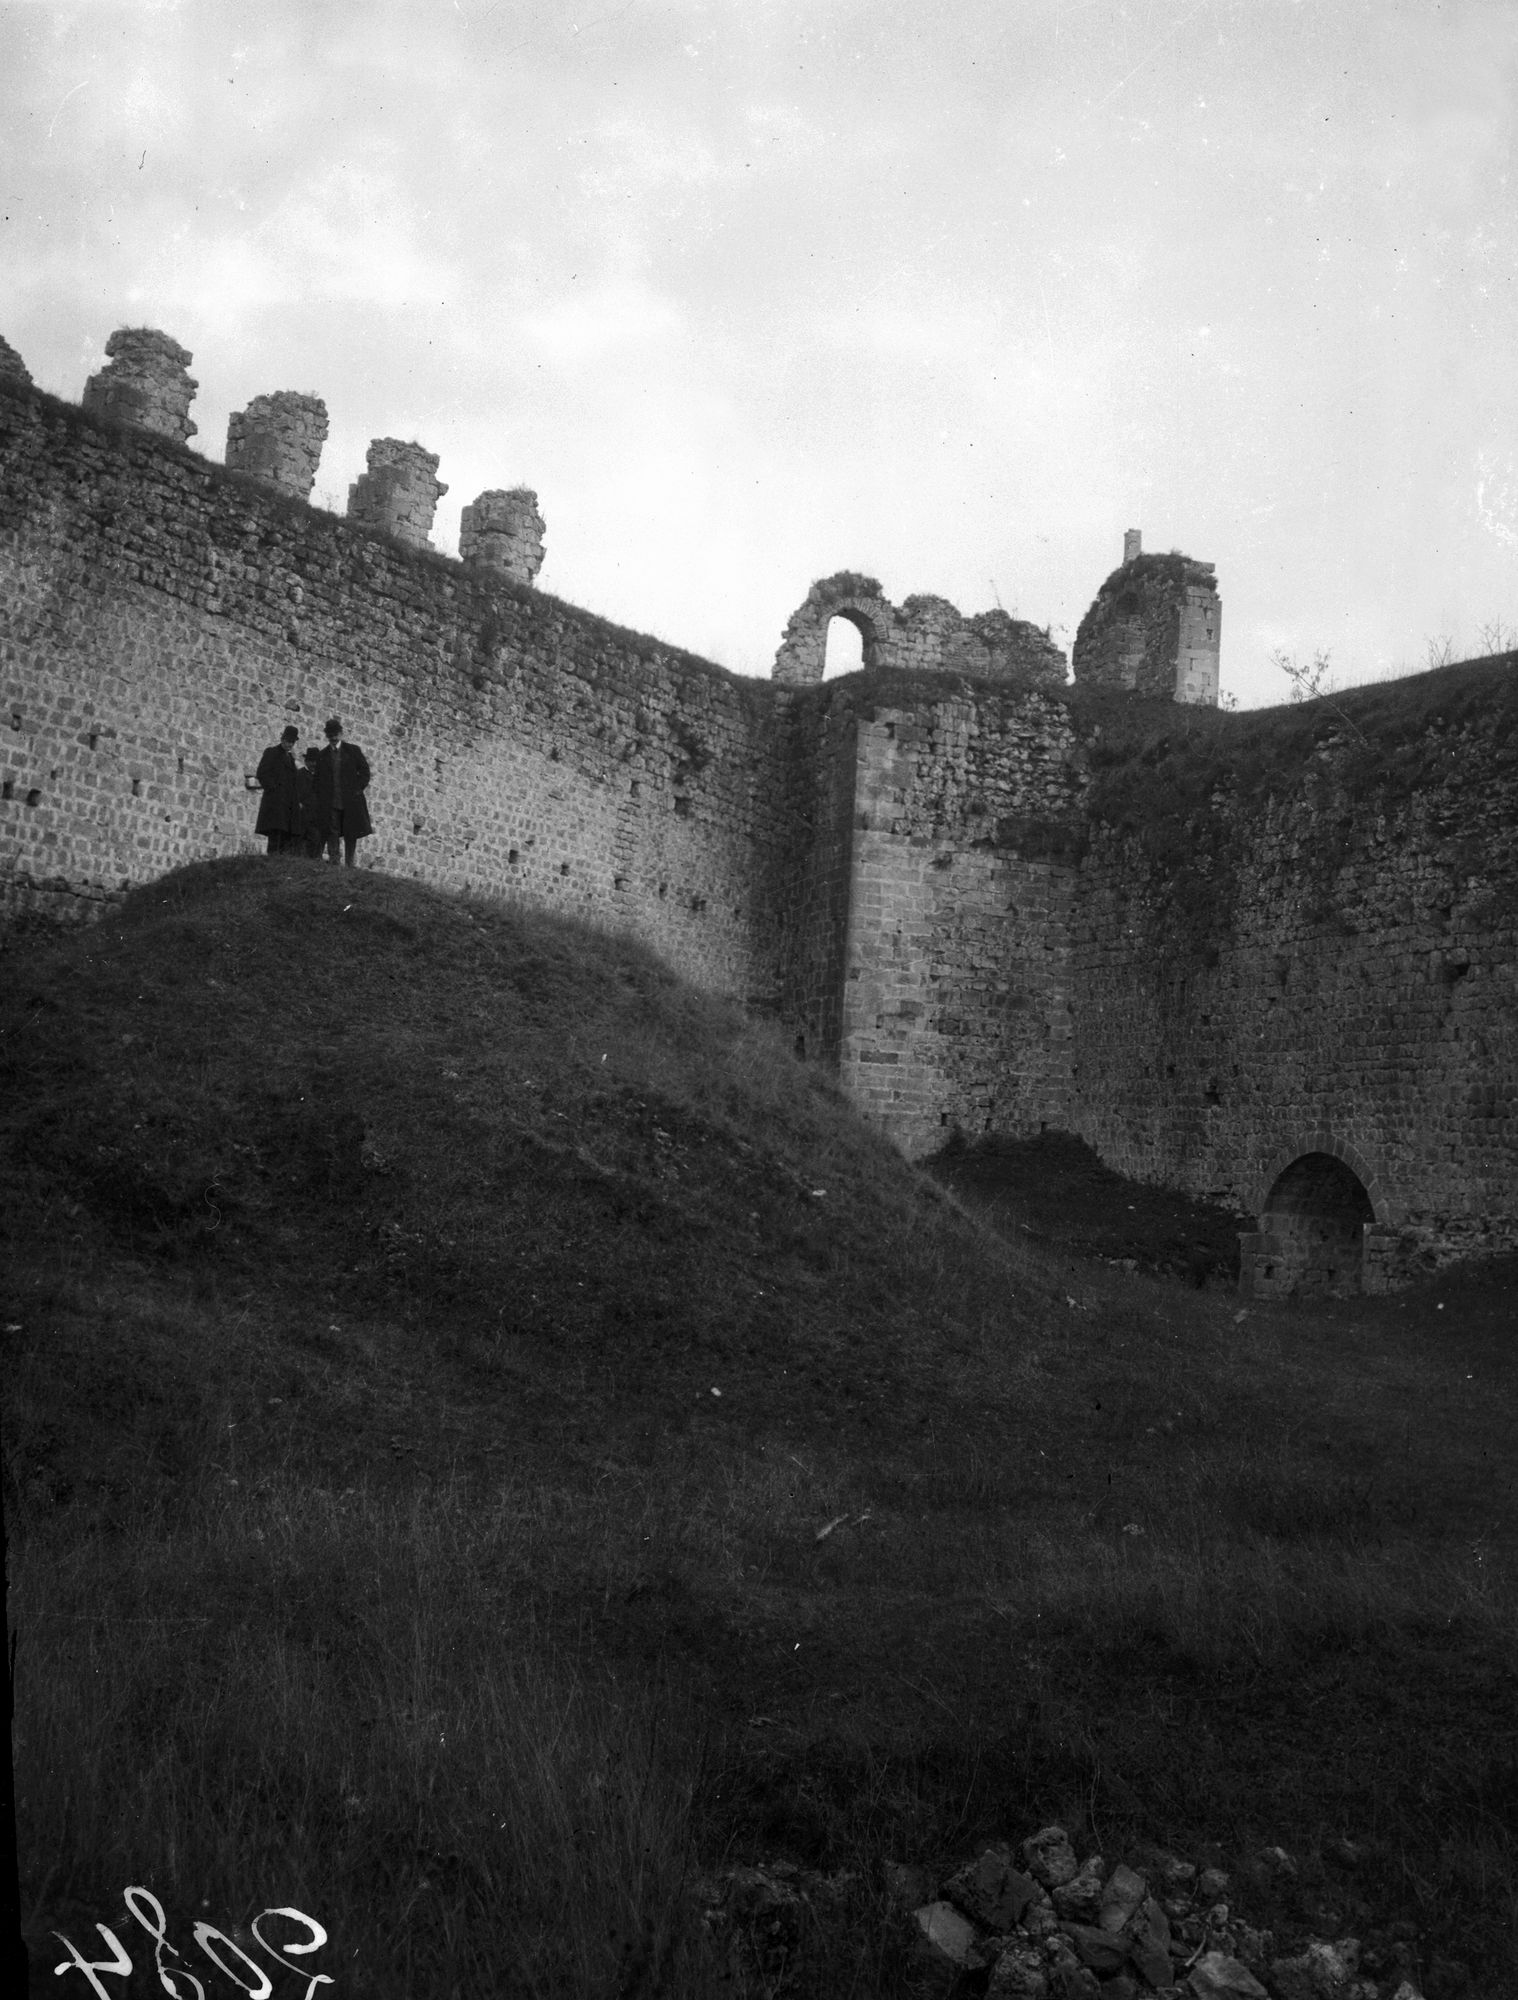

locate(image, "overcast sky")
(4, 0), (1515, 706)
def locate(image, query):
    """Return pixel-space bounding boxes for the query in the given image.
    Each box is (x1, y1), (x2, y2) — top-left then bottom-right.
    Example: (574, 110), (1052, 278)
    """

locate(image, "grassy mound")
(3, 858), (1515, 1997)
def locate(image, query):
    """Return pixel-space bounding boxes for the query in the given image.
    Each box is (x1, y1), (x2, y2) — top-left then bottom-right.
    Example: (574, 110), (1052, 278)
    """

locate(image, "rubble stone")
(987, 1937), (1050, 1997)
(1053, 1856), (1106, 1921)
(1268, 1938), (1358, 1999)
(1099, 1862), (1149, 1932)
(1063, 1922), (1128, 1976)
(1184, 1952), (1271, 1998)
(915, 1899), (986, 1969)
(945, 1844), (1040, 1931)
(1023, 1825), (1081, 1890)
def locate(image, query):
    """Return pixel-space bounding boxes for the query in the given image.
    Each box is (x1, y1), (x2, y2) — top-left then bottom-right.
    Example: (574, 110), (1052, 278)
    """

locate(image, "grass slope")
(3, 858), (1515, 1998)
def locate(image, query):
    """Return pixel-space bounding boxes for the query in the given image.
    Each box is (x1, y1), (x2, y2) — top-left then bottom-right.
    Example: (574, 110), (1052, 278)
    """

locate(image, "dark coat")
(314, 740), (373, 839)
(293, 765), (319, 842)
(254, 743), (300, 834)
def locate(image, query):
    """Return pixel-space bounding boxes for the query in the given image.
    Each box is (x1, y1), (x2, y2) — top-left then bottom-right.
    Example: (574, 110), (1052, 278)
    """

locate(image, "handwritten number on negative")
(191, 1925), (273, 2000)
(250, 1908), (334, 1999)
(50, 1922), (132, 2000)
(125, 1887), (207, 2000)
(53, 1891), (332, 1999)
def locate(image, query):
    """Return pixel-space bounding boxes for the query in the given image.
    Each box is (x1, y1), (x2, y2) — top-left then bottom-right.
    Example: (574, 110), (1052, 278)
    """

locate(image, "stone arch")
(1240, 1134), (1398, 1298)
(771, 574), (896, 685)
(1251, 1132), (1396, 1223)
(822, 611), (867, 678)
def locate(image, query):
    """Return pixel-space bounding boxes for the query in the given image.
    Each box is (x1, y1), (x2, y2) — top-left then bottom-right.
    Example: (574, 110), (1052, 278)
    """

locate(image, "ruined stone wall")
(772, 574), (1066, 691)
(1064, 670), (1518, 1279)
(834, 682), (1089, 1156)
(0, 382), (789, 1004)
(1073, 549), (1220, 705)
(2, 366), (1514, 1284)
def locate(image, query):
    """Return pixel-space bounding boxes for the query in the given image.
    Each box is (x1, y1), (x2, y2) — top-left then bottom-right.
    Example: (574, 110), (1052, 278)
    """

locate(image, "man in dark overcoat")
(254, 725), (301, 854)
(314, 717), (373, 866)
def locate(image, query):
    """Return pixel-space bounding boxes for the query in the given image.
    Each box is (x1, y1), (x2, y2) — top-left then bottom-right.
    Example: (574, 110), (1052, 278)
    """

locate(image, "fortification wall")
(3, 366), (1514, 1288)
(0, 382), (789, 1004)
(833, 682), (1089, 1154)
(1065, 673), (1518, 1279)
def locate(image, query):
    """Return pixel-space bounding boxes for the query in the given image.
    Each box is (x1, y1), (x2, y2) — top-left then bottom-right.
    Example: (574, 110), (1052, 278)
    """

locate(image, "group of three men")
(254, 716), (372, 865)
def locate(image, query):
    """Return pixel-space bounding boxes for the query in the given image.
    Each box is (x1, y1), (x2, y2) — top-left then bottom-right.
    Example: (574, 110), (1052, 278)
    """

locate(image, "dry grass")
(4, 857), (1516, 1997)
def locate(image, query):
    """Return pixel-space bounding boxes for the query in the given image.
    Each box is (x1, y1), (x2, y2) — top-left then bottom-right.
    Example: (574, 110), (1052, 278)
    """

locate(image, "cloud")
(520, 275), (686, 360)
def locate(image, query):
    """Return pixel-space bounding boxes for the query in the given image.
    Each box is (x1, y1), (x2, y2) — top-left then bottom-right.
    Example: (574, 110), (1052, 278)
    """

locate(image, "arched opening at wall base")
(1240, 1150), (1378, 1298)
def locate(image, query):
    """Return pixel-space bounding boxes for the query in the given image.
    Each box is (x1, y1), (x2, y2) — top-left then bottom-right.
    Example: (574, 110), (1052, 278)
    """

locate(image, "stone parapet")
(81, 328), (198, 443)
(225, 392), (329, 500)
(346, 437), (447, 548)
(459, 487), (546, 584)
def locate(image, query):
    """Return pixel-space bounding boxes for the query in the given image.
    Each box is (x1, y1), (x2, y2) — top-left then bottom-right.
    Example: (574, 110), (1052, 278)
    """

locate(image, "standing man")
(254, 724), (301, 854)
(314, 717), (372, 866)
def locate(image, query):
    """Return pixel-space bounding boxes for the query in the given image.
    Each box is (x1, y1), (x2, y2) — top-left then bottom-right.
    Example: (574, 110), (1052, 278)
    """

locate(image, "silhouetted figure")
(314, 718), (372, 866)
(295, 746), (322, 858)
(254, 725), (301, 854)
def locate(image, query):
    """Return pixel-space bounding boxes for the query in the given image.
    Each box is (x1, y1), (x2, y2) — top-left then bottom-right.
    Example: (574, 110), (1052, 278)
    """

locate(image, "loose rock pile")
(699, 1825), (1439, 2000)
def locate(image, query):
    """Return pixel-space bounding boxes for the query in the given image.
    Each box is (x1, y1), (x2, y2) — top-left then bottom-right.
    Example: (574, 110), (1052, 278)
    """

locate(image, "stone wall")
(2, 355), (1514, 1289)
(833, 683), (1089, 1155)
(1073, 540), (1220, 706)
(772, 573), (1066, 691)
(1064, 672), (1518, 1282)
(0, 380), (791, 1005)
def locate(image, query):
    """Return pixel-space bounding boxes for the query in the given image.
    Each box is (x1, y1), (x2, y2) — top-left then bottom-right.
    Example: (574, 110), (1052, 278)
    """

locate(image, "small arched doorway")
(1252, 1151), (1376, 1297)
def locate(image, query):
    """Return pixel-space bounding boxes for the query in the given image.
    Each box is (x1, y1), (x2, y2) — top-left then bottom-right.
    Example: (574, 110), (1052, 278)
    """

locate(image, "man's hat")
(281, 725), (299, 743)
(304, 747), (320, 764)
(324, 718), (343, 739)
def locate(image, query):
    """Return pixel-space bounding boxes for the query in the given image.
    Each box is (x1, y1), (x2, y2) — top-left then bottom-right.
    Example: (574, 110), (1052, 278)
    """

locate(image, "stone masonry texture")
(80, 327), (199, 445)
(225, 392), (330, 501)
(459, 488), (547, 586)
(772, 572), (1067, 690)
(1, 366), (1513, 1288)
(346, 437), (448, 549)
(1074, 542), (1221, 706)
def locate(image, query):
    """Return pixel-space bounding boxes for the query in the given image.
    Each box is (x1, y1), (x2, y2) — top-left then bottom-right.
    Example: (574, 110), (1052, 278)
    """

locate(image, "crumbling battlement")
(460, 488), (547, 586)
(347, 437), (449, 550)
(1073, 531), (1221, 705)
(1, 328), (1514, 1296)
(225, 392), (330, 501)
(82, 327), (199, 444)
(771, 572), (1068, 690)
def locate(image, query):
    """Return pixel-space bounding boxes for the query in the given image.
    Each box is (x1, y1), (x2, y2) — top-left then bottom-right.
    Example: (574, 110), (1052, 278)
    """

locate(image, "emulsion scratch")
(47, 81), (88, 141)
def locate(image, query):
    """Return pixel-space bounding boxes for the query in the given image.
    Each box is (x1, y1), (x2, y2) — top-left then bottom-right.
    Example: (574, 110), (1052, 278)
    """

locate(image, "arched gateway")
(1238, 1136), (1400, 1298)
